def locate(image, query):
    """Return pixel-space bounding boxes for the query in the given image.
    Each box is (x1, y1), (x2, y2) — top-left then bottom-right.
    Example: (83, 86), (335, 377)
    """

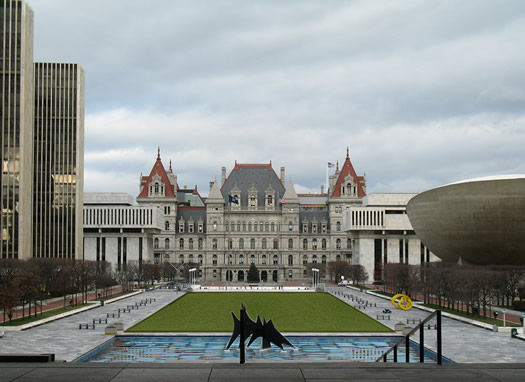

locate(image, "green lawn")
(127, 292), (392, 333)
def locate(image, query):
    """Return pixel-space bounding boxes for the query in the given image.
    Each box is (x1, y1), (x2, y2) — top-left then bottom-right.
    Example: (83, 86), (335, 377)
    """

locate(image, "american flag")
(279, 197), (287, 204)
(328, 162), (335, 168)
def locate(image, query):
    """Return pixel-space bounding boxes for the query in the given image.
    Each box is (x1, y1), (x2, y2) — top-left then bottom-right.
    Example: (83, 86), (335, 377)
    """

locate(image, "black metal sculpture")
(226, 304), (294, 364)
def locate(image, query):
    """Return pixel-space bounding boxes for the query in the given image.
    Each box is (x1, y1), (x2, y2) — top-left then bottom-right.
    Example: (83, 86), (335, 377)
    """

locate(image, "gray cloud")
(28, 0), (525, 197)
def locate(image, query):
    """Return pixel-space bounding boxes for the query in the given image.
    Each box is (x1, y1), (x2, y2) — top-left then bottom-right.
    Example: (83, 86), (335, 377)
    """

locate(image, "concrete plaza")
(0, 287), (524, 381)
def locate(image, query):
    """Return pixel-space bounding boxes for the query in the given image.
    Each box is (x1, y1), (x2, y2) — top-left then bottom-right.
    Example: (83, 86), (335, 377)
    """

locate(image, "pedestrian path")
(0, 286), (124, 323)
(0, 289), (183, 361)
(328, 287), (525, 363)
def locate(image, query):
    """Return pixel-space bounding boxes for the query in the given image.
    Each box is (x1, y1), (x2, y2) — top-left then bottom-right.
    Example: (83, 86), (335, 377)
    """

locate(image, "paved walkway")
(1, 286), (125, 323)
(0, 289), (183, 361)
(327, 287), (525, 363)
(0, 362), (524, 381)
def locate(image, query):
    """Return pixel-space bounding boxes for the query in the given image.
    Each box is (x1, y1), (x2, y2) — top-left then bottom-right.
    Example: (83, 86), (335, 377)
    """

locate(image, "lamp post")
(189, 267), (197, 286)
(312, 268), (319, 290)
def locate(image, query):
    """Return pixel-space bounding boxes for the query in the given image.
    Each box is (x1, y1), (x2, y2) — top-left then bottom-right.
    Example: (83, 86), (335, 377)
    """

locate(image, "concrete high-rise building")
(1, 0), (84, 260)
(1, 0), (34, 259)
(33, 62), (84, 259)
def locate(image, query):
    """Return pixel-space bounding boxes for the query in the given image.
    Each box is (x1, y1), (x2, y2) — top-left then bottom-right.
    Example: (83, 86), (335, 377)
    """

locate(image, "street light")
(189, 267), (197, 286)
(312, 268), (319, 290)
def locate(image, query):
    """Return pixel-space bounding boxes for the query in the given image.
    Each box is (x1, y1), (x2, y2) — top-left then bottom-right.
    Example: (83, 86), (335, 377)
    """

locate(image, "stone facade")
(135, 149), (406, 283)
(83, 149), (438, 283)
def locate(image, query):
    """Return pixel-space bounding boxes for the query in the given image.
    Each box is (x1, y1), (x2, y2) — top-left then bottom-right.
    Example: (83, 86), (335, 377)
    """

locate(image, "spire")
(282, 177), (299, 204)
(169, 159), (172, 171)
(346, 146), (349, 159)
(206, 179), (225, 204)
(157, 147), (161, 160)
(336, 161), (339, 171)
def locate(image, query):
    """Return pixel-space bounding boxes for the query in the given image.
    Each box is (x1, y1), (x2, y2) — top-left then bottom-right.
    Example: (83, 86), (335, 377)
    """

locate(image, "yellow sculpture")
(391, 294), (413, 310)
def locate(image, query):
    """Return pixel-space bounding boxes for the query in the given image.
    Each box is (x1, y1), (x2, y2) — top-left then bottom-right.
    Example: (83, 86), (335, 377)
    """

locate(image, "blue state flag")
(228, 195), (239, 204)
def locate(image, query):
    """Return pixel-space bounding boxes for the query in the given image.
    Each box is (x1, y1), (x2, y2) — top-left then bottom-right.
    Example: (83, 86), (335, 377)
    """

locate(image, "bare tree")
(347, 264), (368, 286)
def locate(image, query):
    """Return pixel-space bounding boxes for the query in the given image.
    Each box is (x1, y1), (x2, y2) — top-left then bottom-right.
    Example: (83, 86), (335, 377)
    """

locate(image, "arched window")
(179, 254), (184, 264)
(312, 239), (318, 250)
(303, 255), (308, 265)
(165, 238), (170, 248)
(189, 238), (194, 249)
(212, 255), (217, 265)
(273, 255), (278, 264)
(154, 183), (159, 193)
(212, 239), (218, 249)
(347, 239), (352, 249)
(165, 221), (170, 230)
(312, 255), (318, 263)
(288, 238), (293, 249)
(288, 255), (293, 265)
(154, 238), (159, 248)
(198, 238), (203, 249)
(336, 239), (341, 249)
(273, 239), (279, 249)
(198, 255), (203, 265)
(179, 238), (184, 249)
(262, 255), (267, 265)
(239, 255), (244, 265)
(228, 254), (233, 264)
(250, 238), (255, 249)
(239, 238), (244, 249)
(189, 254), (194, 263)
(303, 239), (308, 250)
(262, 238), (267, 249)
(270, 222), (274, 231)
(336, 254), (341, 261)
(336, 221), (341, 231)
(322, 239), (327, 249)
(322, 255), (327, 264)
(228, 239), (233, 249)
(250, 255), (255, 264)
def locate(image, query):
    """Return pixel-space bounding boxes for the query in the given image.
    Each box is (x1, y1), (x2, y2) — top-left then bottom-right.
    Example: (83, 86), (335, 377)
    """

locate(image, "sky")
(29, 0), (525, 198)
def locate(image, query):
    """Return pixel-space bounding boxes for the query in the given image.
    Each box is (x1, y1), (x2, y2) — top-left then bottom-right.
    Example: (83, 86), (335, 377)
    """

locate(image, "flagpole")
(326, 165), (328, 194)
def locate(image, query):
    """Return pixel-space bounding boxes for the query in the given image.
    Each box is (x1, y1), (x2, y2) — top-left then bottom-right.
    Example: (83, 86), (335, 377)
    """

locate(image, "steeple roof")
(331, 148), (366, 198)
(206, 179), (225, 204)
(138, 149), (177, 198)
(283, 178), (299, 203)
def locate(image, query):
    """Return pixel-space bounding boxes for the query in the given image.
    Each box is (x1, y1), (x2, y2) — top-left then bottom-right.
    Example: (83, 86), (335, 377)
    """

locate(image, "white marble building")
(83, 193), (162, 270)
(342, 193), (440, 282)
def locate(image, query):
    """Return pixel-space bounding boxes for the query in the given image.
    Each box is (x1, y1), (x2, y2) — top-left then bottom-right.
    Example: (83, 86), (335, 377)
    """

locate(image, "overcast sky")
(29, 0), (525, 198)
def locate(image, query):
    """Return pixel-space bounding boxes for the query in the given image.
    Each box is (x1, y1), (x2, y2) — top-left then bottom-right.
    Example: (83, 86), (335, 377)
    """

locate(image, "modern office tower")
(1, 0), (34, 259)
(33, 62), (84, 259)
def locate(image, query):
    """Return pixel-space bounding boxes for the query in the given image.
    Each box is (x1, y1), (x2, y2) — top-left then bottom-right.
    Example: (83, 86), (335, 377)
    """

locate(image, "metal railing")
(376, 310), (442, 364)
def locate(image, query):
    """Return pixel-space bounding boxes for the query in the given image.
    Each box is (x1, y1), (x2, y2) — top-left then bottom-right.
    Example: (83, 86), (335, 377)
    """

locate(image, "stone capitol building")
(83, 148), (439, 283)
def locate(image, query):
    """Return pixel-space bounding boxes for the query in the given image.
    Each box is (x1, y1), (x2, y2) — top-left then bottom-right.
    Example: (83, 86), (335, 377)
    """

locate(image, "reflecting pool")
(77, 335), (442, 363)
